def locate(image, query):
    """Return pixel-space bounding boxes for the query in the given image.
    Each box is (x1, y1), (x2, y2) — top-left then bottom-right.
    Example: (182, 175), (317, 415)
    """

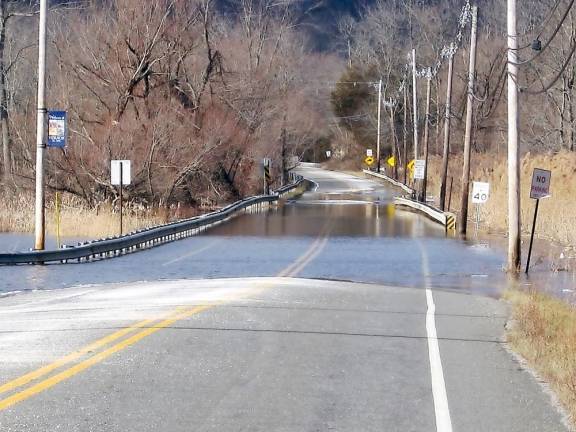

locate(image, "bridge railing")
(0, 175), (304, 265)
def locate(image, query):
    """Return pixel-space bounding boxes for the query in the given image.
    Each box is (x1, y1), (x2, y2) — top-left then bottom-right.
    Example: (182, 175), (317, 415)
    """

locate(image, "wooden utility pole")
(440, 51), (455, 211)
(377, 79), (383, 172)
(34, 0), (47, 251)
(412, 49), (419, 160)
(421, 72), (432, 202)
(403, 84), (409, 184)
(507, 0), (521, 271)
(435, 76), (441, 155)
(389, 104), (399, 180)
(459, 5), (478, 236)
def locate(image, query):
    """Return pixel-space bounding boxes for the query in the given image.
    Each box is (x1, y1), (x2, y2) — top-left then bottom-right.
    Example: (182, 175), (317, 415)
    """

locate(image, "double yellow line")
(0, 229), (331, 412)
(278, 233), (329, 278)
(0, 306), (209, 411)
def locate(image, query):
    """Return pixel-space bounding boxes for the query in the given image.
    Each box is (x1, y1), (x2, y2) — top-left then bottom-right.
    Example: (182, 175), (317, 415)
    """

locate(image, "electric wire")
(511, 0), (575, 66)
(515, 0), (564, 50)
(522, 37), (576, 94)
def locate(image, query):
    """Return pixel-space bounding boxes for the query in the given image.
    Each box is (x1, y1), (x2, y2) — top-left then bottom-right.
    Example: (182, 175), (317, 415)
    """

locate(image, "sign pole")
(526, 168), (551, 273)
(119, 162), (123, 236)
(475, 203), (480, 237)
(525, 199), (540, 274)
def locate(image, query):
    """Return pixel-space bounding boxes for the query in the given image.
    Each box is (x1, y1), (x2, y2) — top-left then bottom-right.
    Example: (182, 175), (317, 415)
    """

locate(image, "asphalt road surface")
(0, 165), (568, 431)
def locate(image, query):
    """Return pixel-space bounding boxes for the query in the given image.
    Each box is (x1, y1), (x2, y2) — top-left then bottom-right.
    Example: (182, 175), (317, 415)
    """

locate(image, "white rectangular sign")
(366, 149), (373, 157)
(326, 150), (332, 158)
(530, 168), (551, 199)
(111, 160), (131, 186)
(413, 160), (425, 180)
(472, 181), (490, 204)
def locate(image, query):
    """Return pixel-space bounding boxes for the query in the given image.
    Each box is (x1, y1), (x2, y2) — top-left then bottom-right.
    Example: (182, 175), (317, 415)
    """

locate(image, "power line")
(522, 37), (576, 94)
(512, 0), (575, 66)
(515, 0), (563, 50)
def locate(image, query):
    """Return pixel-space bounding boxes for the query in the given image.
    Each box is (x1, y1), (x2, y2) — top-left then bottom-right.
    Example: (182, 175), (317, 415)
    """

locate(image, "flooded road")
(0, 164), (569, 432)
(0, 164), (506, 297)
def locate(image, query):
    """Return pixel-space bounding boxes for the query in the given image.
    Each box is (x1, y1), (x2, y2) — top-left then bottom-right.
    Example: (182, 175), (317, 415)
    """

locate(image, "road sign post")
(413, 160), (425, 179)
(111, 160), (131, 236)
(526, 168), (551, 273)
(413, 159), (425, 185)
(413, 160), (425, 201)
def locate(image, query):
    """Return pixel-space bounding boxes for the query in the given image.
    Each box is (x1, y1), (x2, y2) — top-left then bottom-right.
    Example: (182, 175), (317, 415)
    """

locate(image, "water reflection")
(202, 201), (445, 239)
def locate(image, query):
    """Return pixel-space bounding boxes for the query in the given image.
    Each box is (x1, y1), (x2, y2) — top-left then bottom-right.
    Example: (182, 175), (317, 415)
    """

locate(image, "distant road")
(0, 165), (568, 431)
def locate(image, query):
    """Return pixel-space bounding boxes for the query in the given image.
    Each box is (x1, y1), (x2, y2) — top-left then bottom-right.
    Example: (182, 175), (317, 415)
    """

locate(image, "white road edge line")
(420, 242), (453, 432)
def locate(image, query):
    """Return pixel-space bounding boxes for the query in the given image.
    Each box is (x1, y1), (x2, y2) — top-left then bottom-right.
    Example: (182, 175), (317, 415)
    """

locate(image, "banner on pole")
(47, 111), (67, 148)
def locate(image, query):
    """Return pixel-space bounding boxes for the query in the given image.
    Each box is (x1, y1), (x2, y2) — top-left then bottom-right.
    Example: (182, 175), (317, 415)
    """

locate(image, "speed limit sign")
(471, 182), (490, 204)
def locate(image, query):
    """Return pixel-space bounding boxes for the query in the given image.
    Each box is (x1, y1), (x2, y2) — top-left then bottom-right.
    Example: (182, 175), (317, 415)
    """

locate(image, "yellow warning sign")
(387, 156), (395, 167)
(407, 159), (415, 171)
(364, 156), (375, 166)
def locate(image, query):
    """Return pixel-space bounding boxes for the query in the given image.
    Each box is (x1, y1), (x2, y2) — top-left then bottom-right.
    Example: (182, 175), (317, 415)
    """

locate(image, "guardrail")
(363, 170), (415, 195)
(0, 176), (305, 265)
(394, 197), (457, 233)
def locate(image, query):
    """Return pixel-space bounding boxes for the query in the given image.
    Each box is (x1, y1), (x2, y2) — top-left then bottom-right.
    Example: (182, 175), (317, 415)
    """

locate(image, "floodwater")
(0, 233), (82, 253)
(0, 165), (572, 300)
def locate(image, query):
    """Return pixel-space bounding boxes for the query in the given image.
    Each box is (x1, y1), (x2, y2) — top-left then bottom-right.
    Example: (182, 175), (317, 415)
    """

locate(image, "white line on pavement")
(420, 242), (453, 432)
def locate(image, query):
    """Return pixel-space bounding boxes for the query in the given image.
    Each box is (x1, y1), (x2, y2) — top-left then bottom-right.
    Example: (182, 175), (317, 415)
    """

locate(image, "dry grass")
(427, 150), (576, 245)
(49, 205), (165, 239)
(0, 192), (165, 239)
(505, 289), (576, 424)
